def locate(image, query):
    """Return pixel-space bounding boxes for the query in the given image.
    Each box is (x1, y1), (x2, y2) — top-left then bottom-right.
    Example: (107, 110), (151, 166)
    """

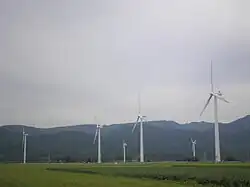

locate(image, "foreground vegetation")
(0, 163), (191, 187)
(1, 162), (250, 186)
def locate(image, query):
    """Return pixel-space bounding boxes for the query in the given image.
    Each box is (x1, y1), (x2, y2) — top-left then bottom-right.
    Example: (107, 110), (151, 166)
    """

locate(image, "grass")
(1, 162), (250, 186)
(0, 163), (188, 187)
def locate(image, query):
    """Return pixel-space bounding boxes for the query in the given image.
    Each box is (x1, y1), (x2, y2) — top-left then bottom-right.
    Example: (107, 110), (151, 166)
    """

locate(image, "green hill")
(0, 115), (250, 162)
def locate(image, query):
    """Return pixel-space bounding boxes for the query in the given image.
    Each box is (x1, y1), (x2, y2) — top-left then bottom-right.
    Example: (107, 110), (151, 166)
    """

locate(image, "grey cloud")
(0, 0), (249, 127)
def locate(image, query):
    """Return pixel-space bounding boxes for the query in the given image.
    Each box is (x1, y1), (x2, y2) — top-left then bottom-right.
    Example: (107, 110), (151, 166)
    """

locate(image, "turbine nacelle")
(217, 90), (222, 96)
(210, 91), (228, 99)
(212, 91), (229, 103)
(132, 115), (147, 133)
(22, 128), (28, 146)
(200, 91), (229, 116)
(123, 140), (127, 148)
(23, 130), (28, 136)
(190, 138), (196, 144)
(96, 124), (103, 129)
(23, 132), (28, 136)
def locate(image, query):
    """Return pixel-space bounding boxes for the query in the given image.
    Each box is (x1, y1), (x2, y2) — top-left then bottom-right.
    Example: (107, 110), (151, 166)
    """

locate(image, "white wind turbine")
(200, 61), (229, 162)
(22, 127), (28, 164)
(132, 93), (146, 163)
(190, 138), (196, 159)
(93, 124), (102, 164)
(123, 140), (127, 163)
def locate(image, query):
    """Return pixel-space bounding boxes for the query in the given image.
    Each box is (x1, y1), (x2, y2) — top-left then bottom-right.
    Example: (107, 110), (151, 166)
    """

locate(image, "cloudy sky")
(0, 0), (249, 127)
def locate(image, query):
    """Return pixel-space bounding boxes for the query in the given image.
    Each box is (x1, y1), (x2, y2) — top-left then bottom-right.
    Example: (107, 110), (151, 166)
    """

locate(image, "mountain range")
(0, 115), (250, 162)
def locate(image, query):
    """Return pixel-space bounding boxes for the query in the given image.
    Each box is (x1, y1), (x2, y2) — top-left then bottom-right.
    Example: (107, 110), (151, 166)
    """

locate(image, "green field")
(1, 162), (250, 187)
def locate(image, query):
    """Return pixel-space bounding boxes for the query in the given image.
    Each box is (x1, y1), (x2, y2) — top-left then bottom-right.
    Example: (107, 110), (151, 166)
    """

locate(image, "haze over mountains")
(0, 115), (250, 162)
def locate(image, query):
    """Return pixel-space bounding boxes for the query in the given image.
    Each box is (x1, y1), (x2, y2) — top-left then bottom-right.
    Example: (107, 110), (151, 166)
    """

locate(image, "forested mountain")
(0, 115), (250, 162)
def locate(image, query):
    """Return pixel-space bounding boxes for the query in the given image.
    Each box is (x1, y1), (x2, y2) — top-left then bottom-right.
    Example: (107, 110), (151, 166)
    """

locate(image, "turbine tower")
(93, 124), (102, 164)
(132, 93), (146, 163)
(123, 140), (127, 163)
(22, 127), (28, 164)
(200, 61), (229, 162)
(190, 138), (196, 159)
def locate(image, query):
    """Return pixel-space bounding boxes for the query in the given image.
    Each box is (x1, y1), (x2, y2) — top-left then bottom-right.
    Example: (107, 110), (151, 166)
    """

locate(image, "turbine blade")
(93, 129), (98, 144)
(142, 116), (147, 122)
(136, 115), (140, 122)
(211, 60), (214, 92)
(138, 92), (141, 114)
(22, 135), (24, 149)
(132, 123), (137, 133)
(22, 127), (25, 148)
(216, 95), (229, 103)
(132, 116), (140, 133)
(200, 94), (213, 116)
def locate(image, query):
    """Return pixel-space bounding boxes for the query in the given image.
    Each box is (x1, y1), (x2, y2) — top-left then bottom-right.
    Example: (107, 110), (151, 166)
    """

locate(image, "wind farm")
(1, 62), (249, 187)
(1, 105), (250, 187)
(1, 0), (250, 186)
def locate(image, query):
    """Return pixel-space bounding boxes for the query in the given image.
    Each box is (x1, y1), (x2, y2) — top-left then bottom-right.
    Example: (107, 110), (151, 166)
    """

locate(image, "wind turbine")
(190, 138), (196, 159)
(132, 93), (146, 163)
(22, 127), (28, 164)
(200, 61), (229, 162)
(93, 124), (102, 164)
(123, 140), (127, 163)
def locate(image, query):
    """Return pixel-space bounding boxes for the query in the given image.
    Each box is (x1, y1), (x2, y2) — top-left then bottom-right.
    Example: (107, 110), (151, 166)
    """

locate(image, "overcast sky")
(0, 0), (249, 127)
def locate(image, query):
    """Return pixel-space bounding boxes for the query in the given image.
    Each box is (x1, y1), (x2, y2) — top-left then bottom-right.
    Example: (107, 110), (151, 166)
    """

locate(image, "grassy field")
(1, 162), (250, 187)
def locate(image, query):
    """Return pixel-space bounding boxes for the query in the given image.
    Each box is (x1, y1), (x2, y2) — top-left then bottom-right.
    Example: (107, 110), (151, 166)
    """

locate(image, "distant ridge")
(0, 115), (249, 162)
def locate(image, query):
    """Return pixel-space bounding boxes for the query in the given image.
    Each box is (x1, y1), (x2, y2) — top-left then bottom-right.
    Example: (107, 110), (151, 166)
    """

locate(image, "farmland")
(1, 162), (250, 187)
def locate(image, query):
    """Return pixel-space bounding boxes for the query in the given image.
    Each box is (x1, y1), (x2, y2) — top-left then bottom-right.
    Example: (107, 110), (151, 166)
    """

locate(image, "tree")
(65, 156), (71, 163)
(87, 157), (92, 163)
(224, 156), (237, 161)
